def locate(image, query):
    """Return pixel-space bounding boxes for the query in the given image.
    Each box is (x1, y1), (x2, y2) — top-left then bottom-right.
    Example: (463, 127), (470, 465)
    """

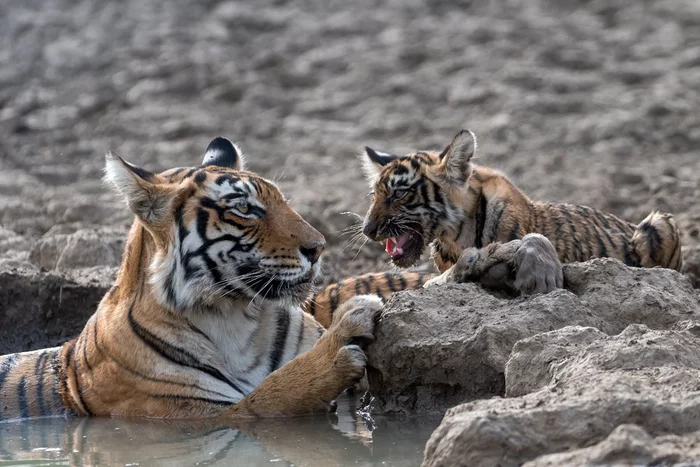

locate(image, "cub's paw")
(513, 233), (563, 295)
(330, 295), (383, 345)
(424, 267), (454, 288)
(424, 247), (494, 287)
(333, 344), (368, 388)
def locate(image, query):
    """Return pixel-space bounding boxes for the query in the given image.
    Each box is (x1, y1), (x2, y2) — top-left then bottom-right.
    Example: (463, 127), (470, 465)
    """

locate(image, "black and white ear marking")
(439, 129), (477, 184)
(202, 137), (245, 170)
(360, 146), (398, 185)
(365, 147), (397, 167)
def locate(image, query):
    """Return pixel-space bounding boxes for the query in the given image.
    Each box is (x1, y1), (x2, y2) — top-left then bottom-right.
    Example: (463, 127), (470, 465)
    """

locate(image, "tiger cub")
(0, 137), (428, 422)
(359, 129), (682, 294)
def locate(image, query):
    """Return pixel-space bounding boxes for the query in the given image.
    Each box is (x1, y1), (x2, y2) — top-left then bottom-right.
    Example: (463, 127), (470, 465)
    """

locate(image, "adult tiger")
(0, 138), (430, 422)
(359, 129), (682, 294)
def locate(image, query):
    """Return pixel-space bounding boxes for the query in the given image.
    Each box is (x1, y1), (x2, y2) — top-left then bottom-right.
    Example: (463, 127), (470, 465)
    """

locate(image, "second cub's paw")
(330, 295), (383, 345)
(333, 345), (368, 387)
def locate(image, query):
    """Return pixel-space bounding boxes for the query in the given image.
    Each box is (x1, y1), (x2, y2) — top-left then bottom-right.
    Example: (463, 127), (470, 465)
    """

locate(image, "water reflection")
(0, 395), (440, 466)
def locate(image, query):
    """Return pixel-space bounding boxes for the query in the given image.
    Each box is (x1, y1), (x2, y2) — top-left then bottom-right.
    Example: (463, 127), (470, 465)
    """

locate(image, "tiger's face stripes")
(360, 131), (476, 268)
(105, 137), (326, 311)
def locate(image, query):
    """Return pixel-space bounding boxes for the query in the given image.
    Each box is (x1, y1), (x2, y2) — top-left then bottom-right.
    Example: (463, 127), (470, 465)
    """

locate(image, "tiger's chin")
(246, 269), (318, 303)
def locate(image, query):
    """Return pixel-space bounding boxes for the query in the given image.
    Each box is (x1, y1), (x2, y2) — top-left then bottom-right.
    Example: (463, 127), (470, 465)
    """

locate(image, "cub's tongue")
(386, 237), (396, 255)
(386, 233), (412, 258)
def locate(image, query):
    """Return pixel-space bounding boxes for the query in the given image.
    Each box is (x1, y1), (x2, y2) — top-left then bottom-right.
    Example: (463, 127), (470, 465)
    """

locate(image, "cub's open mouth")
(385, 231), (423, 267)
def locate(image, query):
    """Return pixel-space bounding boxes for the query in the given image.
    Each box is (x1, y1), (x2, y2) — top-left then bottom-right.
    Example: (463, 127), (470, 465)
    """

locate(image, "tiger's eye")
(235, 203), (249, 214)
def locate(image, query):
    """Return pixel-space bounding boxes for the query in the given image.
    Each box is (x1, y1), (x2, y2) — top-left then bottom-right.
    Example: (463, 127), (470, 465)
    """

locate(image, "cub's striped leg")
(0, 348), (68, 422)
(631, 211), (683, 271)
(303, 272), (434, 328)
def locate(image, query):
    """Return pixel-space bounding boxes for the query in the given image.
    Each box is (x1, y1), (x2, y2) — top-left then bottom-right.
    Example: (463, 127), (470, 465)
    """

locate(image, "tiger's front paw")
(329, 295), (383, 346)
(332, 344), (368, 388)
(513, 233), (563, 295)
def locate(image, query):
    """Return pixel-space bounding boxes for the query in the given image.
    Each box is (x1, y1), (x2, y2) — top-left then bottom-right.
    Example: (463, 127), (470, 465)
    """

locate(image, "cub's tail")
(304, 271), (435, 328)
(631, 211), (683, 271)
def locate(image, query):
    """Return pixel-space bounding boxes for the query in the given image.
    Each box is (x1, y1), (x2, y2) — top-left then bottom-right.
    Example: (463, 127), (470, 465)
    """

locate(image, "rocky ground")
(364, 259), (700, 465)
(2, 0), (700, 464)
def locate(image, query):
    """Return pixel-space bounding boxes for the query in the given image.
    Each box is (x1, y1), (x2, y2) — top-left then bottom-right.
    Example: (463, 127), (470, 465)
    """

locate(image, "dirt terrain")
(1, 0), (700, 290)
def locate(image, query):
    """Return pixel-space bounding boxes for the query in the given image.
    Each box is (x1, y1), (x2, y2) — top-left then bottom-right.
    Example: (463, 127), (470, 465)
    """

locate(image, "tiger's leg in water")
(223, 295), (383, 418)
(425, 233), (563, 295)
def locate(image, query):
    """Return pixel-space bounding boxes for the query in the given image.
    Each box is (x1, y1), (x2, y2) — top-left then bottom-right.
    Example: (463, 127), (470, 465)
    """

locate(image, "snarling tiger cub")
(0, 138), (431, 422)
(360, 129), (682, 294)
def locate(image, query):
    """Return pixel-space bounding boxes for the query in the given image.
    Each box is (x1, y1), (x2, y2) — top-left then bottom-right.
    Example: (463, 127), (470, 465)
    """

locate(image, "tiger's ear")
(360, 147), (397, 185)
(202, 137), (245, 171)
(104, 152), (176, 224)
(434, 129), (476, 186)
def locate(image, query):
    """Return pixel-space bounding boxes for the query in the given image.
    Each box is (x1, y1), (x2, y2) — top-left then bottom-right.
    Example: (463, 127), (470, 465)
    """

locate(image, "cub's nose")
(363, 219), (379, 240)
(299, 241), (325, 265)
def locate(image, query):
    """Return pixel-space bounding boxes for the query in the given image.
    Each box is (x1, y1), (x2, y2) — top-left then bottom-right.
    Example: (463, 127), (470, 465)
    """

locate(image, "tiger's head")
(104, 137), (325, 311)
(360, 129), (476, 268)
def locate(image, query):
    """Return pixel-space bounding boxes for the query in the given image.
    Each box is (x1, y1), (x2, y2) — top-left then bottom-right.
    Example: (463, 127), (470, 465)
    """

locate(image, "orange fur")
(0, 139), (383, 421)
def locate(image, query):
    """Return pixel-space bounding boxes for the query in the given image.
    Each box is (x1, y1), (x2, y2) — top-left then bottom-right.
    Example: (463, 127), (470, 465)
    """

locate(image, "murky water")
(0, 395), (440, 466)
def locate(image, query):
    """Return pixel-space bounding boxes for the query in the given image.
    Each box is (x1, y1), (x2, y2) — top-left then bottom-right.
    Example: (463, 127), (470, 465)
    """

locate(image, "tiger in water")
(0, 137), (431, 422)
(359, 129), (682, 294)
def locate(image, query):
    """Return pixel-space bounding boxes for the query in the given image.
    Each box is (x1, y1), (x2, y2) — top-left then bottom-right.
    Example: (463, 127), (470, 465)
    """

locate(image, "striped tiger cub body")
(1, 137), (416, 422)
(359, 129), (682, 293)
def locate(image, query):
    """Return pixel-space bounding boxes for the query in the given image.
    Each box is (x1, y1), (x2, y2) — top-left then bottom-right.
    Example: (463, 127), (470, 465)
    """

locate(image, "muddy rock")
(505, 325), (607, 397)
(564, 258), (698, 330)
(0, 267), (114, 354)
(525, 424), (700, 467)
(682, 244), (700, 288)
(366, 258), (700, 414)
(422, 324), (700, 467)
(366, 284), (601, 414)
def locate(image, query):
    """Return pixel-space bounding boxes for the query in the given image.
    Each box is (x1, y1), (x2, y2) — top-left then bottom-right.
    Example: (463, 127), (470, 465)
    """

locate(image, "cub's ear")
(104, 152), (176, 224)
(360, 147), (397, 185)
(202, 137), (245, 171)
(434, 129), (477, 185)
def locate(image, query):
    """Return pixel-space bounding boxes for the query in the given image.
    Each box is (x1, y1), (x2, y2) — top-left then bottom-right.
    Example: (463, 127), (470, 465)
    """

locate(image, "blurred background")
(1, 0), (700, 286)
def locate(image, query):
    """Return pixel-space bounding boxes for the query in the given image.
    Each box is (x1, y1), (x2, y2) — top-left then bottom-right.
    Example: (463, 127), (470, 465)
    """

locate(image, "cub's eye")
(393, 188), (409, 200)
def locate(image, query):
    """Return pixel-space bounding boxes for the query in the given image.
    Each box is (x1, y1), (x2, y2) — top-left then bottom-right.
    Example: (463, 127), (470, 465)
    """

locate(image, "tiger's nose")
(299, 241), (325, 265)
(363, 219), (379, 240)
